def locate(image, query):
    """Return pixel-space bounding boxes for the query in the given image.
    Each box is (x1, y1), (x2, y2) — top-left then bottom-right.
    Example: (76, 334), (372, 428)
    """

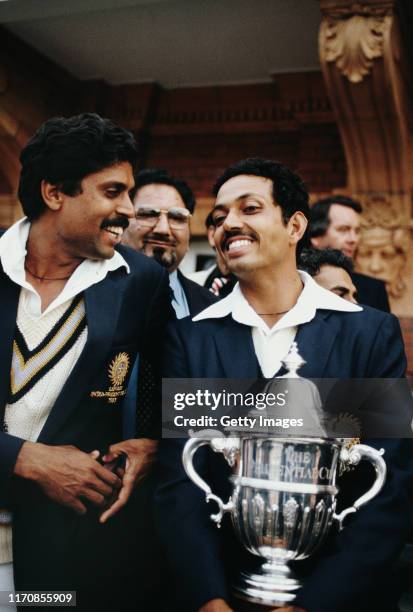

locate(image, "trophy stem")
(233, 558), (301, 607)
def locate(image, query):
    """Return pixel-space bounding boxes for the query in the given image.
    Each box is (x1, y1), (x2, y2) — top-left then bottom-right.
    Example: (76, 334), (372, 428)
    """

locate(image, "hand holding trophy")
(182, 343), (386, 608)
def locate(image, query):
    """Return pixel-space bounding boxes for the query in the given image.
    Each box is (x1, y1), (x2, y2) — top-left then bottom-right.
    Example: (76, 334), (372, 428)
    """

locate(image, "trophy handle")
(182, 437), (240, 527)
(333, 443), (387, 529)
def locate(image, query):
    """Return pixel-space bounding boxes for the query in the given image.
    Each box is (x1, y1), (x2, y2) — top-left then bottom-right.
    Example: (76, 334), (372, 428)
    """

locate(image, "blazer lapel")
(0, 272), (20, 420)
(38, 272), (126, 442)
(294, 311), (340, 378)
(213, 318), (260, 378)
(211, 311), (340, 380)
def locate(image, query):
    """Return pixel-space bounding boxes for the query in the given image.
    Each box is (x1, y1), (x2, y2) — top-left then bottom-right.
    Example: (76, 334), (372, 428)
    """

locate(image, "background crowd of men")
(0, 113), (411, 612)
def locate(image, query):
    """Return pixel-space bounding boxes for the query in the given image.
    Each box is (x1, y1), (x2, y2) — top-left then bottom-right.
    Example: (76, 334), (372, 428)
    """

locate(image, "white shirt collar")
(0, 217), (130, 315)
(193, 270), (362, 334)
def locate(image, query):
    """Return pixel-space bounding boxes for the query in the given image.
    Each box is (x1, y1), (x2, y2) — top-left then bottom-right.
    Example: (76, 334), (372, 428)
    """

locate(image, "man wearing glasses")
(121, 169), (216, 604)
(122, 168), (216, 319)
(121, 168), (215, 435)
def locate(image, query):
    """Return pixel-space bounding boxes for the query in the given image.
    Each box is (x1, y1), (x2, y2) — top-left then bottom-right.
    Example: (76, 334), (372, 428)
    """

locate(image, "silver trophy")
(182, 345), (387, 607)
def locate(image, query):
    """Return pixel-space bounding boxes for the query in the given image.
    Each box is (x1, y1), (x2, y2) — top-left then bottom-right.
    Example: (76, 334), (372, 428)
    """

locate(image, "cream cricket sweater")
(0, 217), (130, 566)
(0, 292), (87, 564)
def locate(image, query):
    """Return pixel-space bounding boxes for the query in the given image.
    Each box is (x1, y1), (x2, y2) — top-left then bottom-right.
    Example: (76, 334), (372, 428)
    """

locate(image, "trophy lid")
(281, 341), (306, 377)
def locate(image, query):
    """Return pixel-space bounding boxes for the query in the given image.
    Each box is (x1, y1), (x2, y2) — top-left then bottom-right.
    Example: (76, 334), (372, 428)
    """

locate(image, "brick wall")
(143, 74), (347, 199)
(146, 124), (346, 199)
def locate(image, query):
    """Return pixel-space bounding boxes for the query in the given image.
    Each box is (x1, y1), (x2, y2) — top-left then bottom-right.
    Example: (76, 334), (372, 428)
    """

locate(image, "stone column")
(319, 0), (413, 316)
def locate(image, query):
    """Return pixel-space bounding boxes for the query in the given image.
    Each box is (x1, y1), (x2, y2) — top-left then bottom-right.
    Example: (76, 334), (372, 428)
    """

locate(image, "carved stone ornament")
(321, 14), (391, 83)
(319, 2), (394, 19)
(355, 196), (413, 298)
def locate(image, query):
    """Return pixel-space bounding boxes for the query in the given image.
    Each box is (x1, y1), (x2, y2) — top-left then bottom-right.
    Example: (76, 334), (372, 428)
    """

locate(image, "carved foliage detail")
(321, 15), (391, 83)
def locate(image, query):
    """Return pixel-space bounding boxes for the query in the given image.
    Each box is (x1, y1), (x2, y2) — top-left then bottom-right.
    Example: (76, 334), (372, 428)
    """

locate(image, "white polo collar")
(0, 217), (130, 315)
(193, 270), (362, 334)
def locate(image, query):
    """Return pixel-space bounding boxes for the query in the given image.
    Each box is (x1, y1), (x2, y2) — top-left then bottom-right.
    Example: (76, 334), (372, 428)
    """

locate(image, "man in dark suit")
(308, 195), (390, 311)
(119, 168), (217, 608)
(155, 158), (412, 612)
(122, 168), (216, 318)
(0, 114), (173, 610)
(121, 168), (216, 437)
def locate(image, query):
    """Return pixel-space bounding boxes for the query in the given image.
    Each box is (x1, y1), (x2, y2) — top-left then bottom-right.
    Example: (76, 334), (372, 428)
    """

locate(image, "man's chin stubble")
(151, 246), (177, 270)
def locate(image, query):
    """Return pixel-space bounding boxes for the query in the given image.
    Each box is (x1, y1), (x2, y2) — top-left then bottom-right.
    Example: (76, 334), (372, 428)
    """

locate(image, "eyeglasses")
(135, 206), (191, 229)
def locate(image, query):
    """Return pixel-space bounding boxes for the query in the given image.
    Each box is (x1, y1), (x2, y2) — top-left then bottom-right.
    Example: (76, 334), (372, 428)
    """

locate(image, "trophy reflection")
(182, 345), (386, 607)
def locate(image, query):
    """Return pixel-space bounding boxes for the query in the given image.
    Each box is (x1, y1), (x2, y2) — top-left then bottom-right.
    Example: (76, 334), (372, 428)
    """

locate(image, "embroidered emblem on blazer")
(90, 352), (130, 404)
(9, 295), (86, 403)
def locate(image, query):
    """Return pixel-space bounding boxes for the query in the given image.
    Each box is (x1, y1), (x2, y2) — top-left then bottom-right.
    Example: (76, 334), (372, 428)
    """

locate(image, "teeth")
(105, 226), (123, 236)
(228, 239), (252, 251)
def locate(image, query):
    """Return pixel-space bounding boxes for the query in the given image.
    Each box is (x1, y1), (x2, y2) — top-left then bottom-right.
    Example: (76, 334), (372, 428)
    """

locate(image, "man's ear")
(40, 180), (63, 211)
(288, 211), (308, 246)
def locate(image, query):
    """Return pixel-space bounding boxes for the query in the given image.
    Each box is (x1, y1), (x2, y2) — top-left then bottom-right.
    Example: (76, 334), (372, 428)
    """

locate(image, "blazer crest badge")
(90, 351), (130, 404)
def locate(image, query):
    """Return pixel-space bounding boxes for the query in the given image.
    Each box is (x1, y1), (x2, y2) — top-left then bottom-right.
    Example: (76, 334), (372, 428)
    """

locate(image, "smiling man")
(155, 158), (412, 612)
(0, 114), (172, 610)
(122, 168), (216, 318)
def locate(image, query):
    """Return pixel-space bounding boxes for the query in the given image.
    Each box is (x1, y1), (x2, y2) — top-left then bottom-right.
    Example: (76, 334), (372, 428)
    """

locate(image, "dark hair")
(212, 157), (310, 254)
(309, 195), (362, 239)
(133, 168), (195, 214)
(299, 247), (354, 277)
(205, 210), (214, 229)
(18, 113), (138, 220)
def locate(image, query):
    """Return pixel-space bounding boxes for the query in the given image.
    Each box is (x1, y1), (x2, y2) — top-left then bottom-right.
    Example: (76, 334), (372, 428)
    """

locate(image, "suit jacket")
(204, 265), (237, 299)
(126, 270), (215, 429)
(0, 245), (173, 607)
(177, 269), (217, 315)
(155, 307), (413, 612)
(352, 271), (390, 312)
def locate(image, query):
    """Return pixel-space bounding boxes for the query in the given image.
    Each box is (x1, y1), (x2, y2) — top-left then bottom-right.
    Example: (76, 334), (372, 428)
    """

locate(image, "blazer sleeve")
(0, 432), (26, 506)
(364, 313), (406, 377)
(154, 321), (230, 610)
(295, 314), (413, 612)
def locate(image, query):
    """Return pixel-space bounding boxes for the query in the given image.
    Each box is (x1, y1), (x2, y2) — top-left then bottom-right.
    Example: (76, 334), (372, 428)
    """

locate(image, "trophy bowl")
(182, 435), (386, 607)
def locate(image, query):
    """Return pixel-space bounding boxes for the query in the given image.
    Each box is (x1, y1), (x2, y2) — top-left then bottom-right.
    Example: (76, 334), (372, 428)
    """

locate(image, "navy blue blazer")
(0, 245), (173, 601)
(352, 271), (390, 312)
(155, 307), (413, 612)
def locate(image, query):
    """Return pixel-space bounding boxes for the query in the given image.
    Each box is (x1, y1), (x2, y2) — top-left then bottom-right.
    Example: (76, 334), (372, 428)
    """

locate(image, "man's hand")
(14, 441), (121, 515)
(99, 438), (157, 523)
(199, 599), (233, 612)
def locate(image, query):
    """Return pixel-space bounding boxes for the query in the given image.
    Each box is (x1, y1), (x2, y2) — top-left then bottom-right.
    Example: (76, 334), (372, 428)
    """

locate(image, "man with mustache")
(0, 114), (172, 610)
(121, 168), (216, 440)
(155, 158), (412, 612)
(122, 168), (216, 319)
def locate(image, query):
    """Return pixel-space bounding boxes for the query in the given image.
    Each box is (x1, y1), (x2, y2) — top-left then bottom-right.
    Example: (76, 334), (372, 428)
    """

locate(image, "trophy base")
(233, 561), (300, 607)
